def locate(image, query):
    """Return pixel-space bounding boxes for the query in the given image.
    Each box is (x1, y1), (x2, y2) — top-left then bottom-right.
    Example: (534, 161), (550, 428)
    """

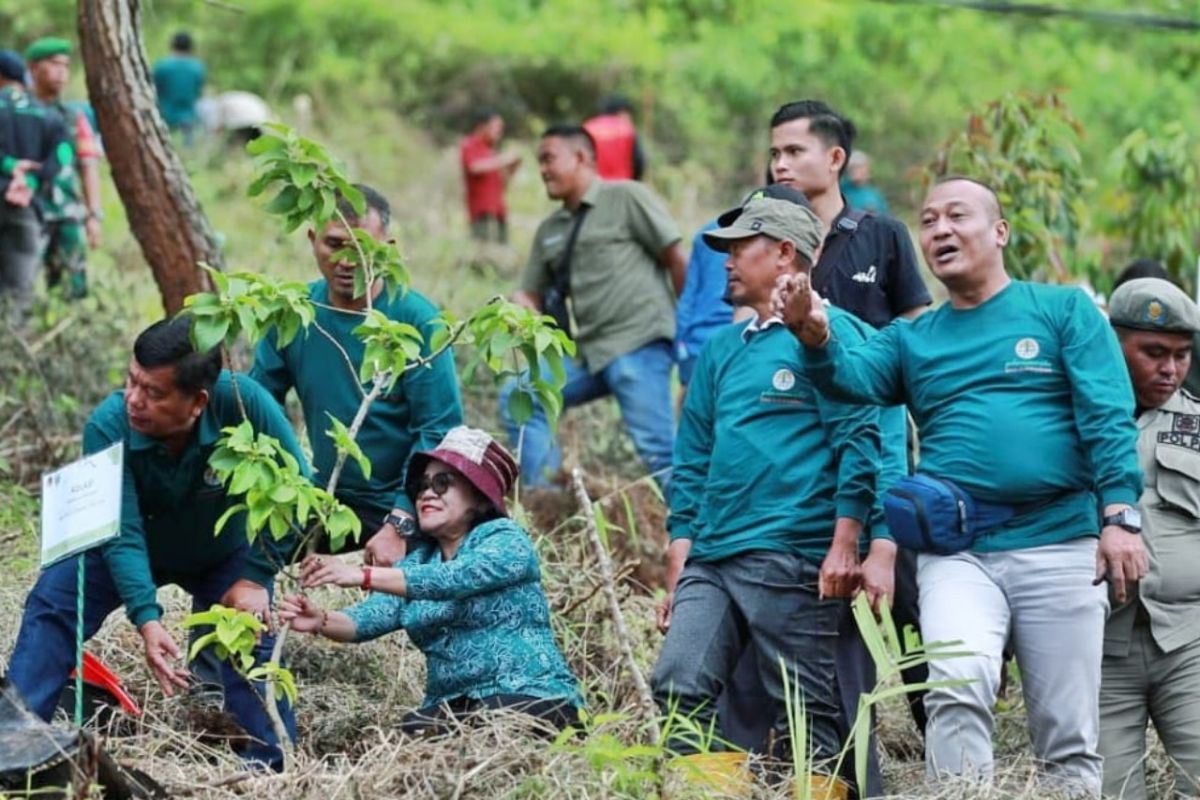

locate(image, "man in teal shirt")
(152, 31), (206, 145)
(651, 194), (898, 794)
(8, 316), (306, 769)
(251, 184), (463, 568)
(779, 177), (1147, 797)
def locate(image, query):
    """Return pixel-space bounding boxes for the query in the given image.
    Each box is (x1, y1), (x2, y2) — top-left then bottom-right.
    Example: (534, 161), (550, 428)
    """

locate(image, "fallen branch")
(571, 468), (658, 741)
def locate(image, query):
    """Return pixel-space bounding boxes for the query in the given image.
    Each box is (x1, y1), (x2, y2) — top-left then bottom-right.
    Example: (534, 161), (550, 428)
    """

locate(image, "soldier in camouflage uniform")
(26, 38), (103, 300)
(0, 50), (67, 324)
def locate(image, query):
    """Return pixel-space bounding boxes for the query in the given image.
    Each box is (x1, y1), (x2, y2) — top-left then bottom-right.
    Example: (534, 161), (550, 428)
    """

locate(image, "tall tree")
(77, 0), (221, 313)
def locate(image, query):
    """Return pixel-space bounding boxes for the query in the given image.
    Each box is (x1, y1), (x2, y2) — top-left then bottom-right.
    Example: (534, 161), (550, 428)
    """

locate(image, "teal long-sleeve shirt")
(250, 281), (464, 519)
(342, 518), (583, 710)
(88, 371), (311, 627)
(670, 310), (898, 565)
(802, 280), (1142, 551)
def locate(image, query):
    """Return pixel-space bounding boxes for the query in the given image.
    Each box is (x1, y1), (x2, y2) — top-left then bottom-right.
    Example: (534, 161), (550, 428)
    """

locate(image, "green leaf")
(213, 503), (247, 537)
(191, 316), (231, 353)
(506, 389), (535, 426)
(264, 185), (301, 215)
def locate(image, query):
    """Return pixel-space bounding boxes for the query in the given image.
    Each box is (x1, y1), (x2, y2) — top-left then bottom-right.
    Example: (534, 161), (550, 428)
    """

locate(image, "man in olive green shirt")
(1101, 278), (1200, 800)
(504, 124), (685, 489)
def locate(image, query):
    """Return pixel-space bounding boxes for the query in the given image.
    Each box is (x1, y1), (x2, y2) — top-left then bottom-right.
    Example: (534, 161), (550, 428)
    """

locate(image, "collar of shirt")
(741, 314), (784, 342)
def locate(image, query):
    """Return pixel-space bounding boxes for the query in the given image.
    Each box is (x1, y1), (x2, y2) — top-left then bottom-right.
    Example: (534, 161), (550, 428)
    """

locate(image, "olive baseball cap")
(703, 192), (823, 263)
(1109, 277), (1200, 335)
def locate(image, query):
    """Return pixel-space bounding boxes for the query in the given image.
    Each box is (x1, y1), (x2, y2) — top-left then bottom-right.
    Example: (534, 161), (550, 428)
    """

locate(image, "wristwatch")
(382, 512), (417, 537)
(1102, 508), (1143, 534)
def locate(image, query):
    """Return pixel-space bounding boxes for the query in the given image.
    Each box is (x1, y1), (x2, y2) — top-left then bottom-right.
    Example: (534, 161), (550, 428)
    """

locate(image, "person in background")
(504, 124), (684, 492)
(583, 94), (645, 181)
(152, 31), (206, 147)
(1100, 277), (1200, 800)
(0, 49), (67, 324)
(280, 427), (583, 735)
(460, 108), (520, 245)
(25, 37), (103, 300)
(841, 151), (890, 215)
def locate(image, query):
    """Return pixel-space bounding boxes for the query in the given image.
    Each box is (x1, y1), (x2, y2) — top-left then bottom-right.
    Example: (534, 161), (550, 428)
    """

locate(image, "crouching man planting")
(8, 316), (308, 770)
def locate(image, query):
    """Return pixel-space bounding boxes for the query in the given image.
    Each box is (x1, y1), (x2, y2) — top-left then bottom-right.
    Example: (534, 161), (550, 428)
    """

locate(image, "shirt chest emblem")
(1004, 337), (1054, 375)
(772, 368), (796, 391)
(1014, 338), (1040, 359)
(203, 467), (222, 488)
(851, 265), (877, 284)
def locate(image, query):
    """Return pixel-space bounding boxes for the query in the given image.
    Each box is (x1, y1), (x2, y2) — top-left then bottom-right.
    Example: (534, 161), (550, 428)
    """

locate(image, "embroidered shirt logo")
(772, 368), (796, 391)
(1014, 338), (1040, 360)
(851, 265), (877, 284)
(203, 467), (222, 487)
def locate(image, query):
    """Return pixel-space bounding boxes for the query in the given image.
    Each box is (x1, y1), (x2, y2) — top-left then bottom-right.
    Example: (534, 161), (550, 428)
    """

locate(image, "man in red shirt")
(460, 109), (520, 244)
(583, 95), (645, 181)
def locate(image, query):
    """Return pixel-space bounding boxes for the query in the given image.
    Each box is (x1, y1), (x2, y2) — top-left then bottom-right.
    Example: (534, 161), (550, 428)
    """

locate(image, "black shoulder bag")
(542, 205), (591, 335)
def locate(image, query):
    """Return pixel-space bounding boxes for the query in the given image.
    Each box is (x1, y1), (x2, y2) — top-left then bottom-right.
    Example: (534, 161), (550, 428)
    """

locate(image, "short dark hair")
(469, 107), (500, 131)
(134, 317), (221, 395)
(600, 94), (634, 116)
(541, 124), (596, 160)
(171, 31), (193, 52)
(770, 100), (857, 174)
(931, 174), (1005, 220)
(336, 183), (391, 230)
(1113, 258), (1172, 290)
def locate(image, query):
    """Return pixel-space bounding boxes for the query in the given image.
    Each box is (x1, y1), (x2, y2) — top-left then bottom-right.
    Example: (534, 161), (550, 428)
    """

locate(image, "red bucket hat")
(406, 427), (518, 515)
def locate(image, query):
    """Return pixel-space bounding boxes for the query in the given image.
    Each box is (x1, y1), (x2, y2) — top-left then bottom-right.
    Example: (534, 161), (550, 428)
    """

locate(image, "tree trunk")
(77, 0), (222, 314)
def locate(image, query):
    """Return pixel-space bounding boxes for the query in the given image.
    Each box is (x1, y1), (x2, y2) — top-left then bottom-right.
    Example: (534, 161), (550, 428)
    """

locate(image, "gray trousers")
(1100, 623), (1200, 799)
(0, 202), (42, 325)
(651, 550), (844, 764)
(919, 538), (1107, 798)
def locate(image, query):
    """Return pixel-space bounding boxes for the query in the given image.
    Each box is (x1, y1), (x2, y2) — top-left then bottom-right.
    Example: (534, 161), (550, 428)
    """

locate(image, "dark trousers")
(400, 694), (578, 737)
(652, 551), (843, 763)
(469, 214), (508, 244)
(0, 202), (42, 324)
(8, 547), (296, 770)
(718, 547), (927, 797)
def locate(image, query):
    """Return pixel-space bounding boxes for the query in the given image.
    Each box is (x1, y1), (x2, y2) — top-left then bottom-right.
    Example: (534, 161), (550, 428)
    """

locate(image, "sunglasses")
(417, 472), (459, 497)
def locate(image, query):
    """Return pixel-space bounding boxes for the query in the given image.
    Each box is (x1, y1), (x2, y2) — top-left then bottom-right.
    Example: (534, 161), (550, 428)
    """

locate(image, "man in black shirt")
(0, 49), (67, 324)
(769, 100), (930, 327)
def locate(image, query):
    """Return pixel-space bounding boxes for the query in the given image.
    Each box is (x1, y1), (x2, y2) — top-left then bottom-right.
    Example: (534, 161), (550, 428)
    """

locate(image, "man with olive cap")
(651, 193), (897, 798)
(1100, 278), (1200, 800)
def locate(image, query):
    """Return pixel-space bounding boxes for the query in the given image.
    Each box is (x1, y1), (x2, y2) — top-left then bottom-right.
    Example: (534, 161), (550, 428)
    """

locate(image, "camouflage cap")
(1109, 277), (1200, 335)
(703, 195), (823, 263)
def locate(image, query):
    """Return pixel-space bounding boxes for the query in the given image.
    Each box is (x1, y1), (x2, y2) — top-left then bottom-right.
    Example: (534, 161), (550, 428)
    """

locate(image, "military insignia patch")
(1146, 300), (1167, 325)
(1174, 414), (1200, 434)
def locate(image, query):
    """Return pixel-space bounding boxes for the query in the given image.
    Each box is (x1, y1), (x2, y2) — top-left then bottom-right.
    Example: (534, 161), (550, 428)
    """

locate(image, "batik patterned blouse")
(342, 517), (583, 710)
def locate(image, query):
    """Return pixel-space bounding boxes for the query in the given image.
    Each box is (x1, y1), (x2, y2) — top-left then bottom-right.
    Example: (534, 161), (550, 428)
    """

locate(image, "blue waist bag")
(883, 474), (1028, 555)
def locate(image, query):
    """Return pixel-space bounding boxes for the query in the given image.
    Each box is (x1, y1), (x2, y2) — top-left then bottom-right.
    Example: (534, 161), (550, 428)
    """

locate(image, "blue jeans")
(651, 551), (844, 763)
(8, 547), (296, 770)
(499, 339), (675, 491)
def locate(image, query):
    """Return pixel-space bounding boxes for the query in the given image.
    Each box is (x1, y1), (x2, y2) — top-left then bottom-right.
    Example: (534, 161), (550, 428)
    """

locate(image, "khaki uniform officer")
(1102, 277), (1200, 800)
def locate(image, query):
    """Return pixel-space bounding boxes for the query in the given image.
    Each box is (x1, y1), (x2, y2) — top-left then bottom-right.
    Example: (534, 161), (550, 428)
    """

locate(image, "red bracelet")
(362, 566), (373, 591)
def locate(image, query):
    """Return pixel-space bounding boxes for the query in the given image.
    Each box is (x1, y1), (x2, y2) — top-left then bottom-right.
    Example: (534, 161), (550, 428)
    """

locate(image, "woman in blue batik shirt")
(280, 426), (582, 734)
